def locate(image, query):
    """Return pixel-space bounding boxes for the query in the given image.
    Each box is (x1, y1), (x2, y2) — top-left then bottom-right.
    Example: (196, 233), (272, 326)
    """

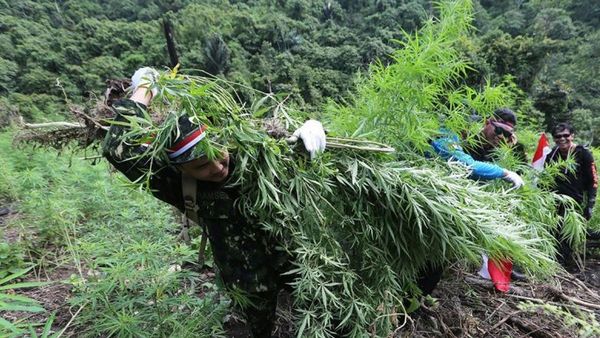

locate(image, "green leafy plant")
(70, 239), (227, 337)
(2, 128), (228, 337)
(0, 267), (47, 337)
(5, 1), (594, 337)
(0, 238), (25, 279)
(102, 2), (585, 336)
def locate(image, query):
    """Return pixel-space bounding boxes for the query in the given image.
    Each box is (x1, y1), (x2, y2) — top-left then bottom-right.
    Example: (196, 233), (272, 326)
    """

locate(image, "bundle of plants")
(264, 0), (585, 334)
(102, 63), (583, 336)
(13, 79), (130, 151)
(319, 0), (586, 263)
(11, 1), (587, 336)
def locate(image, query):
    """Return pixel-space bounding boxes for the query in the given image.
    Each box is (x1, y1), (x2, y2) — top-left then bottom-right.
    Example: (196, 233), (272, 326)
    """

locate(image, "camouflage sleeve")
(102, 99), (155, 180)
(102, 99), (185, 211)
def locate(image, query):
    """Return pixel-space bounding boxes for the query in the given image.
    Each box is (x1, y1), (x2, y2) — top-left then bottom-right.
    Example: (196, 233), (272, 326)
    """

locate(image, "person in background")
(103, 67), (326, 337)
(463, 108), (528, 164)
(430, 108), (524, 188)
(428, 108), (526, 290)
(545, 122), (598, 265)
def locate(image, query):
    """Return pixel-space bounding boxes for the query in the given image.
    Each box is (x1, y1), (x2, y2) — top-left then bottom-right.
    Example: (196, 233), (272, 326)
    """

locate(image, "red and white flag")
(531, 133), (552, 171)
(478, 254), (513, 292)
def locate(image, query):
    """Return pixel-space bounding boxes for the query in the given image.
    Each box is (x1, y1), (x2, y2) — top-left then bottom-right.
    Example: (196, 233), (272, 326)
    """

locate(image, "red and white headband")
(167, 125), (207, 159)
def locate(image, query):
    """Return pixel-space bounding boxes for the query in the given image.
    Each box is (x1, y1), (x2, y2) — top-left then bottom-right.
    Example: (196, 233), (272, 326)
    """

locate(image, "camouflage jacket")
(102, 99), (290, 294)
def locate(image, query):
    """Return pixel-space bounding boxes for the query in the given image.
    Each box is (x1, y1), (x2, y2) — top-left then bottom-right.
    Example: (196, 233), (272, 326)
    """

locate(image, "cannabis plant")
(0, 267), (47, 337)
(104, 1), (589, 336)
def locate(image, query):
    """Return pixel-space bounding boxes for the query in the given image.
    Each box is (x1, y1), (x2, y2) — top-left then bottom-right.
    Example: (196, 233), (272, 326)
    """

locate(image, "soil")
(402, 257), (600, 338)
(267, 258), (600, 338)
(220, 260), (600, 338)
(2, 267), (77, 333)
(1, 203), (79, 336)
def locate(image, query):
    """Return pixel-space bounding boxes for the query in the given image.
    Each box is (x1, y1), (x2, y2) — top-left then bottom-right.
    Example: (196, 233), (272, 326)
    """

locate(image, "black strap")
(181, 174), (200, 225)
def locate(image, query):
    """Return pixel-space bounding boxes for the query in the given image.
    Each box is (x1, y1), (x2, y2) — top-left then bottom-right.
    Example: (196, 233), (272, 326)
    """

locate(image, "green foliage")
(71, 241), (227, 337)
(475, 0), (600, 145)
(110, 4), (585, 334)
(570, 108), (596, 145)
(326, 0), (475, 155)
(0, 58), (17, 93)
(144, 73), (564, 336)
(533, 80), (572, 132)
(203, 34), (231, 75)
(325, 0), (538, 157)
(0, 267), (48, 337)
(1, 130), (227, 336)
(2, 0), (599, 336)
(478, 30), (547, 92)
(81, 56), (125, 91)
(531, 8), (576, 40)
(0, 0), (437, 119)
(0, 237), (26, 280)
(18, 68), (58, 95)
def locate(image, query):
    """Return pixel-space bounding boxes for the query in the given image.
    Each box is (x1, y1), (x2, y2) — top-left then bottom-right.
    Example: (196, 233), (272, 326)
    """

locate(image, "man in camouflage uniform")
(103, 67), (326, 337)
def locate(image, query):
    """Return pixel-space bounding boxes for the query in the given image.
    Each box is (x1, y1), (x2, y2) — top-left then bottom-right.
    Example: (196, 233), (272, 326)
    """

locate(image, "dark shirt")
(102, 100), (186, 211)
(545, 145), (598, 207)
(463, 134), (528, 164)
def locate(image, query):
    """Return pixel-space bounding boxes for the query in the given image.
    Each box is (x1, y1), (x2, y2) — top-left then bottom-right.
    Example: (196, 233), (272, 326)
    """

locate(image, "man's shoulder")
(513, 142), (526, 151)
(576, 144), (591, 152)
(462, 135), (490, 161)
(575, 145), (595, 159)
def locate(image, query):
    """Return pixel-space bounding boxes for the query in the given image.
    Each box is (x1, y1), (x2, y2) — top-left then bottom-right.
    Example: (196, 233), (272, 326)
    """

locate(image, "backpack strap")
(178, 174), (199, 244)
(180, 174), (209, 267)
(181, 174), (200, 225)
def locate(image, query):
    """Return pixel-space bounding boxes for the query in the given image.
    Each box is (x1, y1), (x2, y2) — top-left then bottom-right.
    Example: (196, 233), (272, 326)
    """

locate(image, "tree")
(533, 80), (572, 132)
(203, 34), (231, 75)
(531, 8), (576, 40)
(479, 30), (547, 91)
(0, 58), (17, 93)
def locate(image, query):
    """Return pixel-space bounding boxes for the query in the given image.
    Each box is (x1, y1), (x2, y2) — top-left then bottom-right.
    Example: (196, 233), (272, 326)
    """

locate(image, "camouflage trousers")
(198, 189), (293, 337)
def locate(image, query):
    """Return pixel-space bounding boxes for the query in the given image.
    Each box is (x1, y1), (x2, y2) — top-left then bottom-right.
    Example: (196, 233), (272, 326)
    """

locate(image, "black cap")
(166, 116), (207, 164)
(493, 108), (517, 127)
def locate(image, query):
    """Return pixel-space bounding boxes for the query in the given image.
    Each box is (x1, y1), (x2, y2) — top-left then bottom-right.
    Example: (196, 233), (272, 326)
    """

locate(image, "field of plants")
(2, 0), (600, 337)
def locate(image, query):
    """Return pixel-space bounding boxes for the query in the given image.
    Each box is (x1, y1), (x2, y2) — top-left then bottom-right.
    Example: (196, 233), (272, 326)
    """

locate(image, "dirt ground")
(403, 260), (600, 338)
(221, 257), (600, 338)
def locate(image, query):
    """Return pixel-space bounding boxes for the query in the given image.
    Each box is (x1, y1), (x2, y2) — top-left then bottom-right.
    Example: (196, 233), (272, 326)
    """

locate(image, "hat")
(166, 116), (208, 164)
(493, 108), (517, 128)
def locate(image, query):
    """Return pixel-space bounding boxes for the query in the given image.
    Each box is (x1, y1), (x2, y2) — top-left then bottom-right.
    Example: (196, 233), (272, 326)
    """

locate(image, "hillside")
(1, 0), (600, 337)
(1, 0), (599, 139)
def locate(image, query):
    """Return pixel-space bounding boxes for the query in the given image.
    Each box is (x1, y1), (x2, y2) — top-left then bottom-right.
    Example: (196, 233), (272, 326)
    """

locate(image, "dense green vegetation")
(0, 0), (429, 119)
(69, 1), (589, 335)
(1, 0), (599, 337)
(0, 0), (598, 142)
(0, 132), (227, 337)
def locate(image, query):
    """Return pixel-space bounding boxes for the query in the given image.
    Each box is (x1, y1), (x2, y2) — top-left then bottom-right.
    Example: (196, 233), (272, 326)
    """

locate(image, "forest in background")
(0, 0), (599, 144)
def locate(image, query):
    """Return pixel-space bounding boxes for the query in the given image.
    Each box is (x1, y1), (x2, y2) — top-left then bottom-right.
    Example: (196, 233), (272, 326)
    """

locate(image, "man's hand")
(508, 133), (518, 146)
(131, 67), (159, 97)
(288, 120), (326, 159)
(503, 170), (524, 189)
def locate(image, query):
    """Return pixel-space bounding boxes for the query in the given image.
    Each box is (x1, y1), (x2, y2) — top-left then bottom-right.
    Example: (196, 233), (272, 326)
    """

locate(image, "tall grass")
(0, 131), (226, 337)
